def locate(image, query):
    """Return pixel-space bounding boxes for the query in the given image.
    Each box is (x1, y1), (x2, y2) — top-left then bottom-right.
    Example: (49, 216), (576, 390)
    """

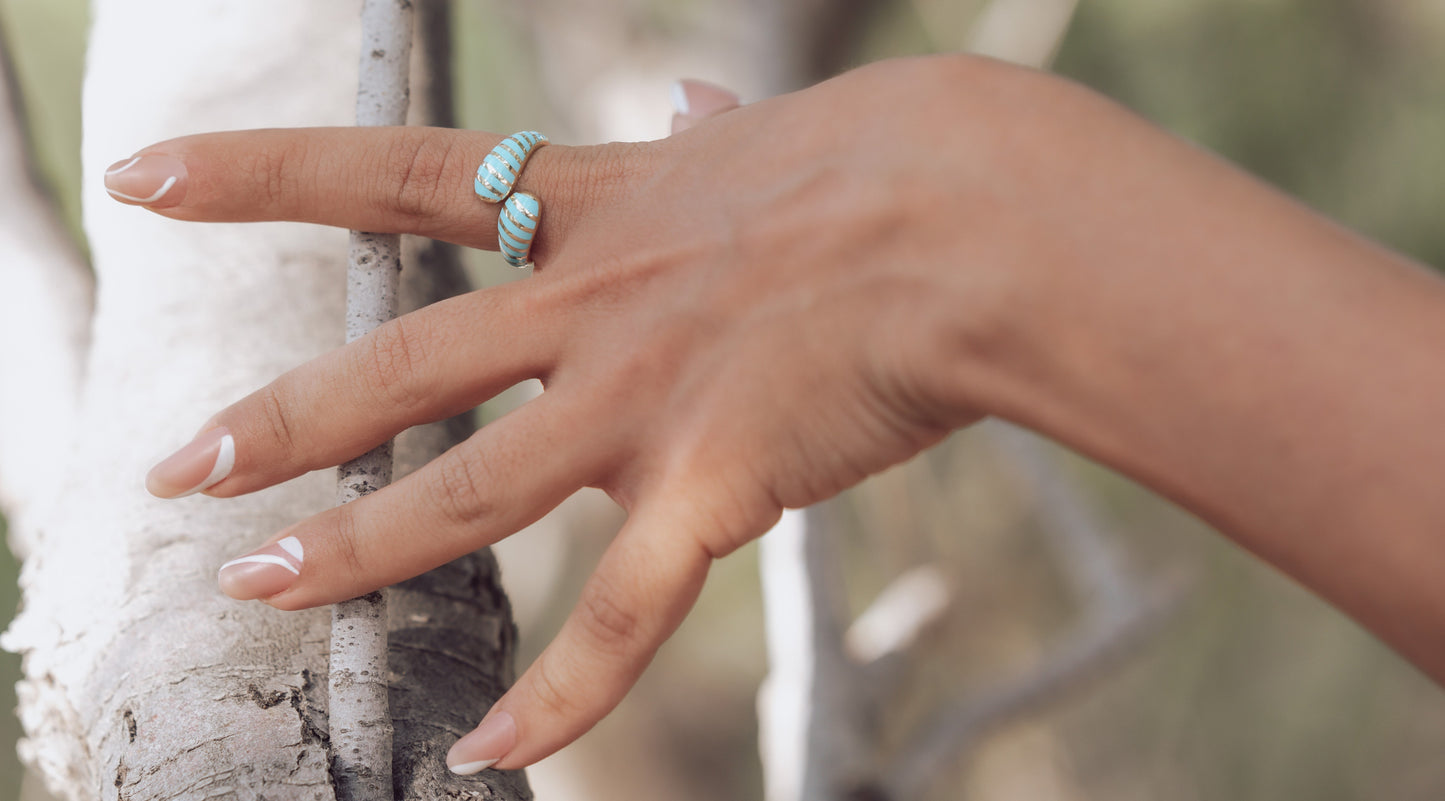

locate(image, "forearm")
(950, 68), (1445, 680)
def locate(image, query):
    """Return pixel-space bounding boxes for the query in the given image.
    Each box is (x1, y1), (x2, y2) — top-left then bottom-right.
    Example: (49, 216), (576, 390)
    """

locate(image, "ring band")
(474, 130), (548, 204)
(499, 191), (541, 269)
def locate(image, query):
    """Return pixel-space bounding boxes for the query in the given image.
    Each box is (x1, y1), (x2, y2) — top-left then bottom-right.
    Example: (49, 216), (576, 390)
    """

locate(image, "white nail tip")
(669, 81), (690, 116)
(106, 174), (178, 204)
(173, 434), (235, 498)
(278, 536), (304, 562)
(104, 156), (142, 176)
(219, 554), (300, 576)
(449, 759), (498, 776)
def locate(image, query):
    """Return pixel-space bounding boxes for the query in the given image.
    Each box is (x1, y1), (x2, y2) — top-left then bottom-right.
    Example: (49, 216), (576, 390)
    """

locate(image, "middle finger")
(217, 388), (614, 609)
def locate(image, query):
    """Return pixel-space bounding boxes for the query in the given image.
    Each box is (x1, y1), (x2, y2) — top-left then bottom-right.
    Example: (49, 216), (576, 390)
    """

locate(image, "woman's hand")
(122, 56), (1006, 770)
(115, 49), (1445, 772)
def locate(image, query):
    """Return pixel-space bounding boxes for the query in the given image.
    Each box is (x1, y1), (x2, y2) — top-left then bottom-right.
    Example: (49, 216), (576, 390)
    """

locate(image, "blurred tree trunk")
(0, 2), (529, 799)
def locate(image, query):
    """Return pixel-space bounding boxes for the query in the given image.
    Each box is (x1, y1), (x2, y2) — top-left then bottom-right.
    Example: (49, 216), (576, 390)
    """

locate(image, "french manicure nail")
(671, 80), (741, 118)
(447, 711), (517, 775)
(104, 154), (187, 207)
(146, 428), (235, 499)
(218, 536), (304, 600)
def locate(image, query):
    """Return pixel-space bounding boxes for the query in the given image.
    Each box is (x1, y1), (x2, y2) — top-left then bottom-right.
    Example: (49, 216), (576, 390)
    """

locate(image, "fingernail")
(671, 80), (740, 118)
(447, 711), (516, 775)
(146, 428), (235, 498)
(669, 81), (690, 115)
(218, 536), (304, 600)
(104, 153), (187, 207)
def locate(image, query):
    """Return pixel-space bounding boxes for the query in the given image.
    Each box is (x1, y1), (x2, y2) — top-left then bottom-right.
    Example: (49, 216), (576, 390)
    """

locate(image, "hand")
(112, 46), (1445, 772)
(121, 55), (1003, 770)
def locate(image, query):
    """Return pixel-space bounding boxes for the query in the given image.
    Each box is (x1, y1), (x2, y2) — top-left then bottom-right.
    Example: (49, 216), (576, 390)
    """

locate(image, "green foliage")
(0, 0), (88, 249)
(1054, 0), (1445, 269)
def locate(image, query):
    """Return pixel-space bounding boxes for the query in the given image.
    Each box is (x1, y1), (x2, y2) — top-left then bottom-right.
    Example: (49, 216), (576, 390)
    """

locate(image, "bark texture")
(0, 2), (528, 799)
(328, 2), (413, 798)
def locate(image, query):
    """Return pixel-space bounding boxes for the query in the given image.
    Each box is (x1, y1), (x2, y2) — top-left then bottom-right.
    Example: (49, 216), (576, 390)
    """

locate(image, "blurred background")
(3, 0), (1445, 799)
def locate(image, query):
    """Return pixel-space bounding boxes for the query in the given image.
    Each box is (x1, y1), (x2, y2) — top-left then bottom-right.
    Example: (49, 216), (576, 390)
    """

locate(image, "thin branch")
(758, 507), (873, 801)
(757, 509), (820, 801)
(329, 2), (413, 800)
(877, 421), (1182, 800)
(983, 422), (1135, 616)
(880, 585), (1177, 800)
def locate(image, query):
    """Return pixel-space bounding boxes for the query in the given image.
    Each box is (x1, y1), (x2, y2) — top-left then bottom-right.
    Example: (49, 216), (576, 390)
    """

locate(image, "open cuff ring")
(475, 130), (548, 269)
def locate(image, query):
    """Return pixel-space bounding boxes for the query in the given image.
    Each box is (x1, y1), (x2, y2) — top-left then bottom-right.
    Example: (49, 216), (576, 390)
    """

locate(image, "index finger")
(102, 127), (653, 259)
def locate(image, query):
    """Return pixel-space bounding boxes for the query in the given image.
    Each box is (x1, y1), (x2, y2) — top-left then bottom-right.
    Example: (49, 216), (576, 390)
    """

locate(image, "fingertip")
(145, 428), (234, 498)
(669, 81), (691, 116)
(463, 500), (718, 768)
(447, 710), (517, 774)
(104, 153), (188, 209)
(671, 79), (741, 119)
(216, 536), (303, 601)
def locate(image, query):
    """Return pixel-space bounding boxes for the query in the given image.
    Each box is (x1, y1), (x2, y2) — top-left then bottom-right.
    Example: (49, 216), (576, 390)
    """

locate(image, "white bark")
(756, 511), (815, 801)
(1, 2), (529, 799)
(327, 3), (412, 798)
(757, 509), (873, 801)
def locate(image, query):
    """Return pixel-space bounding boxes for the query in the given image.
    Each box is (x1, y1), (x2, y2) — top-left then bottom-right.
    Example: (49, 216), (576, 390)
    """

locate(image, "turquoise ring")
(499, 191), (541, 269)
(474, 130), (548, 203)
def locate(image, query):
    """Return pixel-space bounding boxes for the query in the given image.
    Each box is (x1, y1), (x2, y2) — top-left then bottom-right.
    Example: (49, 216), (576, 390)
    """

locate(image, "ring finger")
(217, 389), (617, 609)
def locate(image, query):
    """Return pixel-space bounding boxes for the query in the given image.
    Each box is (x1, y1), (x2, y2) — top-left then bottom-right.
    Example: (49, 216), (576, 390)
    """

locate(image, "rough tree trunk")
(0, 2), (529, 799)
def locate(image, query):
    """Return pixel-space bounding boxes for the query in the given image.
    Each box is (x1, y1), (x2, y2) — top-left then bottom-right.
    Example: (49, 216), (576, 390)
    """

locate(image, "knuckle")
(329, 507), (368, 584)
(689, 502), (766, 562)
(661, 466), (778, 561)
(251, 136), (311, 217)
(358, 315), (435, 413)
(426, 448), (497, 528)
(386, 130), (461, 223)
(256, 383), (300, 455)
(576, 576), (641, 652)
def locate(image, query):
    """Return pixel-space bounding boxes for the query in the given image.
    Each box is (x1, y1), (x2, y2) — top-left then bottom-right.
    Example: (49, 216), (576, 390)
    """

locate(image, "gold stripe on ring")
(483, 161), (514, 189)
(502, 205), (537, 234)
(497, 140), (526, 164)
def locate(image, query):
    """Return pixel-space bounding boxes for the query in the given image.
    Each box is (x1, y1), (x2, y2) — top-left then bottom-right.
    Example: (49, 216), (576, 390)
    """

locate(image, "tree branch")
(758, 507), (874, 801)
(871, 427), (1180, 801)
(983, 423), (1135, 616)
(880, 587), (1176, 801)
(328, 2), (413, 799)
(5, 4), (529, 799)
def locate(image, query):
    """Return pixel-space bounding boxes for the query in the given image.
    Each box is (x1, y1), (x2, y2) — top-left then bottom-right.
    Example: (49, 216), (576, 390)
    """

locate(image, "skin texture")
(114, 55), (1445, 769)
